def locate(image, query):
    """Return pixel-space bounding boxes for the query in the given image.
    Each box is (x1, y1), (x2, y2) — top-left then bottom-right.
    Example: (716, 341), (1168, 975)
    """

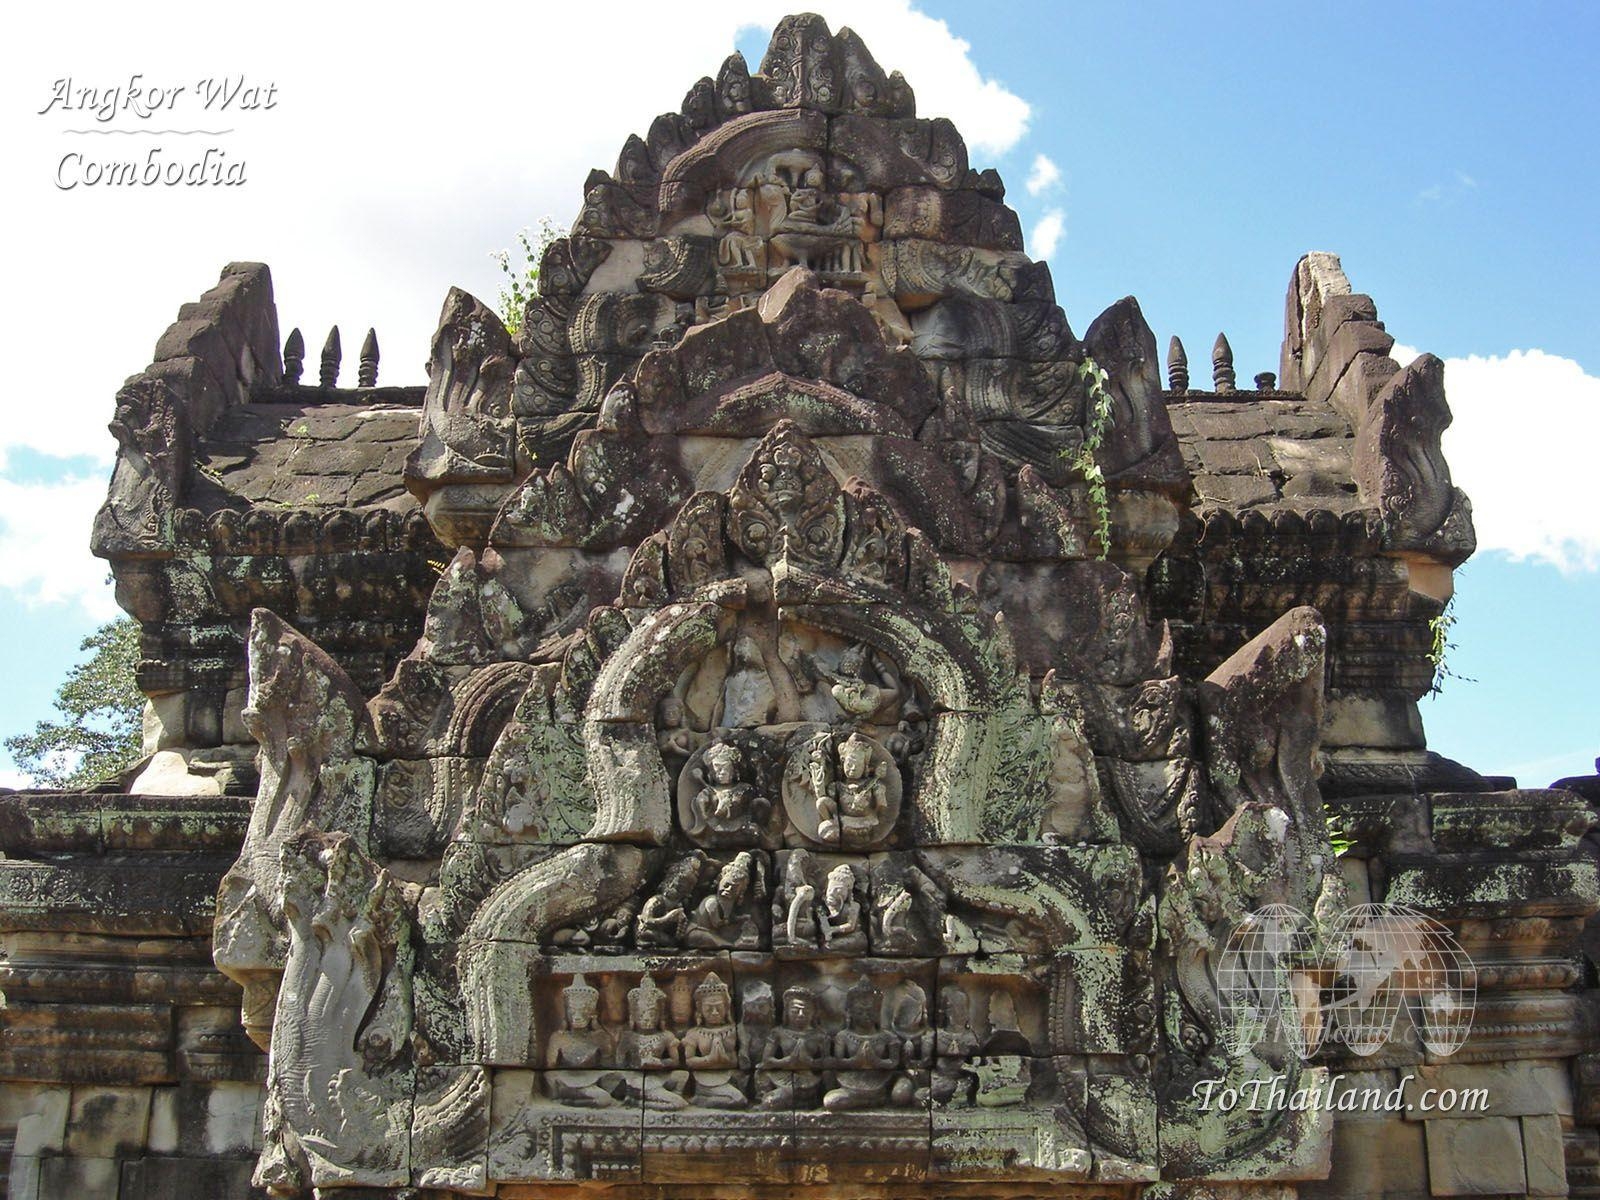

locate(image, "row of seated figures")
(550, 845), (968, 957)
(542, 970), (1034, 1112)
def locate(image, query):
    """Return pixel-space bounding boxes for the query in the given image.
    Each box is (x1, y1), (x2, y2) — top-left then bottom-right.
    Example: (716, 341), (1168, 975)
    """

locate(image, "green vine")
(492, 219), (559, 338)
(1426, 593), (1473, 695)
(1070, 356), (1115, 559)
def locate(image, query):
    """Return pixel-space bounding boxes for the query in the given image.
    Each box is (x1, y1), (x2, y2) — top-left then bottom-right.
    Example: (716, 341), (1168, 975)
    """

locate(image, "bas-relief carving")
(213, 15), (1351, 1194)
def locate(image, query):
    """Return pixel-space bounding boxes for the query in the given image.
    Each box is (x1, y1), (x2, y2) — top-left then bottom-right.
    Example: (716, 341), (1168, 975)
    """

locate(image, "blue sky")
(2, 0), (1595, 785)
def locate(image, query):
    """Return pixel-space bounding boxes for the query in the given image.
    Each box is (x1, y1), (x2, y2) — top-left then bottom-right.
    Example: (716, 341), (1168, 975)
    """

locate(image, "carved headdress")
(627, 973), (667, 1028)
(694, 970), (732, 1018)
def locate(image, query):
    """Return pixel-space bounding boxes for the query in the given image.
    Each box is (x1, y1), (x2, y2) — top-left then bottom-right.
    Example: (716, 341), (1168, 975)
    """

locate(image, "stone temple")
(3, 14), (1598, 1199)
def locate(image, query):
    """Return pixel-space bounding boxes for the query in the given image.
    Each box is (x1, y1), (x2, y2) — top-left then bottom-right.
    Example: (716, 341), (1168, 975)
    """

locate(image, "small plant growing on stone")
(493, 219), (559, 338)
(1426, 594), (1472, 695)
(1325, 806), (1354, 858)
(1068, 356), (1115, 559)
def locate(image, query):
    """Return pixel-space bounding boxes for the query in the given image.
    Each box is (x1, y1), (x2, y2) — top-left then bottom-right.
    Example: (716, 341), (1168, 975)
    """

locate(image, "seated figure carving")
(620, 974), (689, 1110)
(932, 988), (979, 1106)
(825, 732), (890, 846)
(544, 974), (619, 1107)
(756, 985), (829, 1110)
(636, 853), (705, 948)
(686, 740), (770, 844)
(822, 976), (901, 1111)
(685, 851), (765, 949)
(820, 862), (868, 953)
(683, 972), (746, 1108)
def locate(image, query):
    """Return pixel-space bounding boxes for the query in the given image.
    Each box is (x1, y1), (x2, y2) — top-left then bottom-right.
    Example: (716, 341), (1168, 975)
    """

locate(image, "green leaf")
(5, 617), (144, 789)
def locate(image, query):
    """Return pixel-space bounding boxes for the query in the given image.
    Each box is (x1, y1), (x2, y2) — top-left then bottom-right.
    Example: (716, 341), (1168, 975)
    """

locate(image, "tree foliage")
(5, 617), (144, 790)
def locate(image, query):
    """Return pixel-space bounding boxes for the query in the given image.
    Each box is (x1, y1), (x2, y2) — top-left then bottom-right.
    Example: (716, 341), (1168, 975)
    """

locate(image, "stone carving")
(683, 972), (746, 1107)
(255, 833), (414, 1190)
(729, 421), (846, 568)
(545, 974), (621, 1106)
(680, 736), (777, 847)
(782, 728), (902, 849)
(114, 16), (1554, 1200)
(1354, 351), (1475, 559)
(684, 851), (769, 949)
(213, 610), (377, 1048)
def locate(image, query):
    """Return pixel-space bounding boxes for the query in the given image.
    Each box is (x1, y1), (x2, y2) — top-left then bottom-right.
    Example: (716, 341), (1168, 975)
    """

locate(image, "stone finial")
(358, 328), (380, 388)
(1255, 371), (1277, 391)
(1212, 332), (1236, 393)
(319, 326), (342, 389)
(282, 328), (305, 386)
(1167, 336), (1189, 391)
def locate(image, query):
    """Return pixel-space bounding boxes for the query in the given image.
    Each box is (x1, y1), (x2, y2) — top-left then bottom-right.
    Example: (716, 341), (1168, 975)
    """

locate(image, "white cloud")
(0, 474), (120, 619)
(1393, 344), (1600, 572)
(1030, 209), (1065, 259)
(0, 0), (1034, 619)
(0, 768), (30, 790)
(740, 1), (1031, 157)
(1025, 153), (1061, 196)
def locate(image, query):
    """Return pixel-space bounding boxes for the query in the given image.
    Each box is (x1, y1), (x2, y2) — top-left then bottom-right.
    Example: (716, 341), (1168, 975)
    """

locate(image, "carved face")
(658, 696), (684, 728)
(896, 989), (928, 1032)
(784, 989), (815, 1029)
(717, 857), (751, 905)
(699, 992), (730, 1026)
(846, 984), (879, 1030)
(705, 743), (741, 785)
(838, 736), (873, 781)
(825, 865), (855, 912)
(632, 991), (663, 1031)
(566, 990), (598, 1030)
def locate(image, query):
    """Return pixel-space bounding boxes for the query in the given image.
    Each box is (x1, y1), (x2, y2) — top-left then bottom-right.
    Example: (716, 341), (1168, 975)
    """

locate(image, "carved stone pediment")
(214, 16), (1340, 1195)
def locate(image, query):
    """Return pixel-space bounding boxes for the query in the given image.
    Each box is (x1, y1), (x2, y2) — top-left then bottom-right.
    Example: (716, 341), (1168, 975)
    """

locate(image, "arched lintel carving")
(460, 841), (662, 1065)
(583, 599), (736, 843)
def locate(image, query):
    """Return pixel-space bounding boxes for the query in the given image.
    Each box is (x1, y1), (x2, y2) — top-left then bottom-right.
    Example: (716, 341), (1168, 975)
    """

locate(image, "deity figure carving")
(823, 976), (901, 1110)
(825, 733), (890, 845)
(683, 972), (746, 1108)
(544, 974), (619, 1107)
(820, 862), (868, 952)
(636, 854), (705, 948)
(757, 985), (828, 1110)
(709, 186), (764, 277)
(817, 643), (902, 722)
(684, 739), (772, 846)
(685, 851), (767, 949)
(890, 982), (933, 1107)
(932, 988), (979, 1106)
(784, 728), (902, 849)
(775, 850), (822, 950)
(620, 975), (689, 1110)
(656, 695), (702, 765)
(738, 982), (775, 1070)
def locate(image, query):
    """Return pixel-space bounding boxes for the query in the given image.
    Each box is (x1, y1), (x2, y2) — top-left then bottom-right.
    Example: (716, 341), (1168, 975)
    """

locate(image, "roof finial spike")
(358, 328), (380, 388)
(1167, 336), (1189, 392)
(282, 328), (305, 386)
(319, 326), (342, 389)
(1212, 332), (1236, 394)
